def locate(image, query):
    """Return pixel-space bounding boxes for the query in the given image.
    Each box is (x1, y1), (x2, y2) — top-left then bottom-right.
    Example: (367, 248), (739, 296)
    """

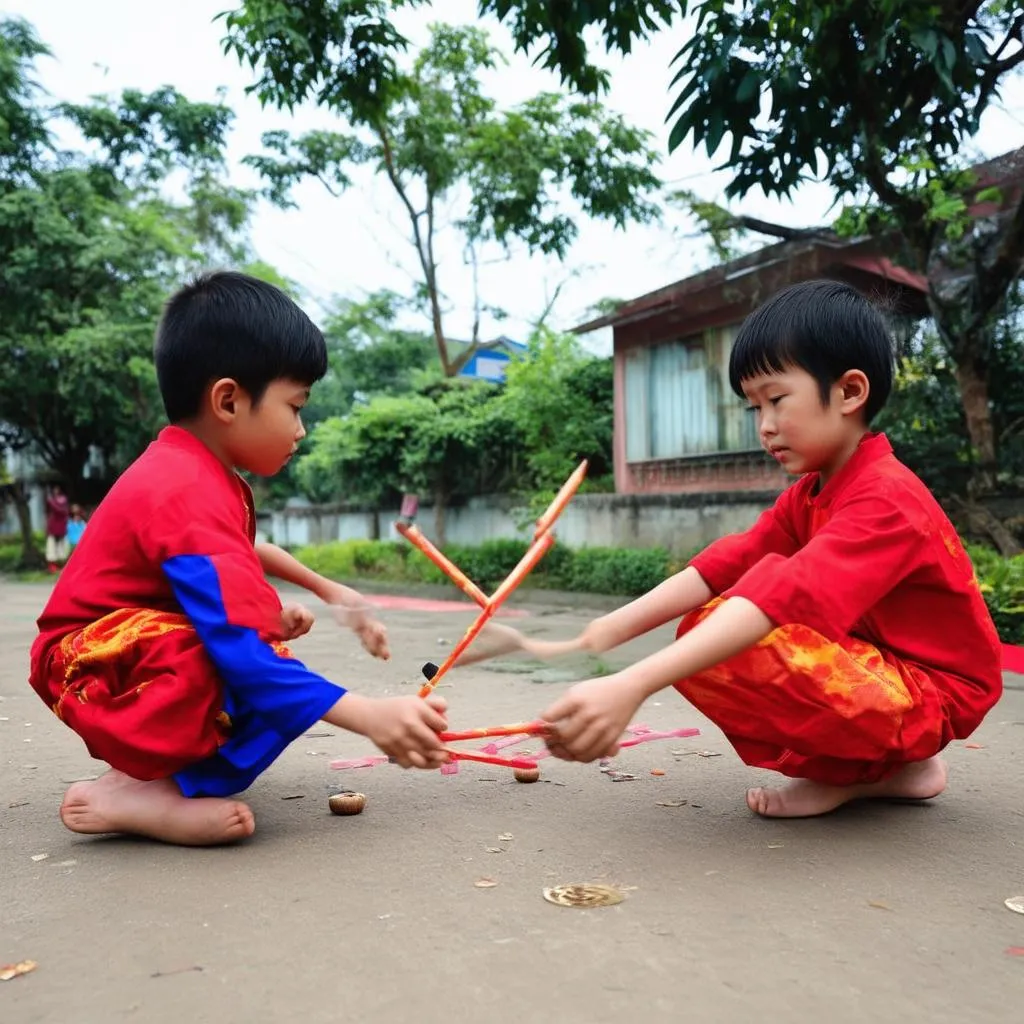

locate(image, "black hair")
(154, 271), (328, 422)
(728, 279), (894, 423)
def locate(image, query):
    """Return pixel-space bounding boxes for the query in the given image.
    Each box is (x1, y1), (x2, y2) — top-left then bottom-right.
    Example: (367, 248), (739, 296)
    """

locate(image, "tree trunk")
(433, 485), (448, 548)
(7, 483), (44, 570)
(952, 347), (998, 496)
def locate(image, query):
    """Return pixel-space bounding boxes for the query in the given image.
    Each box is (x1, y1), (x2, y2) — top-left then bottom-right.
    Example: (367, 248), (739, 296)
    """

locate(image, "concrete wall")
(270, 490), (776, 557)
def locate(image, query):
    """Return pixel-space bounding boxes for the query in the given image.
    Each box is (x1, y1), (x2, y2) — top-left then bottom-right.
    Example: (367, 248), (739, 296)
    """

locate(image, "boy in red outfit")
(538, 280), (1002, 817)
(30, 272), (448, 845)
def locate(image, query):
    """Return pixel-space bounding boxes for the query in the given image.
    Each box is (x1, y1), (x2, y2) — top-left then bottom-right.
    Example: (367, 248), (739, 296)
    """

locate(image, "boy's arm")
(256, 542), (390, 659)
(543, 596), (772, 763)
(579, 566), (714, 652)
(256, 542), (362, 606)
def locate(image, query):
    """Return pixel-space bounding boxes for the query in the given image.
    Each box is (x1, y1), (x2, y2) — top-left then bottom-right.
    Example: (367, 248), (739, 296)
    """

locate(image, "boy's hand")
(362, 695), (449, 769)
(352, 614), (390, 661)
(280, 602), (316, 640)
(322, 584), (391, 661)
(541, 676), (644, 763)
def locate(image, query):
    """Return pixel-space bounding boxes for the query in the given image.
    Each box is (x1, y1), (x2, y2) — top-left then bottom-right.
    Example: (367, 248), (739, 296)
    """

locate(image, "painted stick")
(533, 459), (588, 539)
(447, 749), (538, 770)
(486, 531), (555, 609)
(395, 523), (489, 608)
(416, 532), (554, 696)
(440, 721), (549, 743)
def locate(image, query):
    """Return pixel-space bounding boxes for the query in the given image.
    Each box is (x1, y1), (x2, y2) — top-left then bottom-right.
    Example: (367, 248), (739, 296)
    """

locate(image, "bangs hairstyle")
(154, 271), (328, 423)
(728, 279), (895, 423)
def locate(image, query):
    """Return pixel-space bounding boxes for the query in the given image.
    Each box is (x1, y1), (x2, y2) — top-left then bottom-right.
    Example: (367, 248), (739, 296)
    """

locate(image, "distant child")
(66, 504), (87, 548)
(45, 484), (69, 572)
(30, 271), (448, 846)
(536, 280), (1002, 817)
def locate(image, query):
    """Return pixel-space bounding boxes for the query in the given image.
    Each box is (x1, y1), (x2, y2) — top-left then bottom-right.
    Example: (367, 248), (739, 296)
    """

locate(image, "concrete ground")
(2, 579), (1023, 1024)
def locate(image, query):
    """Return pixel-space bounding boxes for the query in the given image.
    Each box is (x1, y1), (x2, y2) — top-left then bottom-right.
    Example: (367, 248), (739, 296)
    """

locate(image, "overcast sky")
(5, 0), (1024, 353)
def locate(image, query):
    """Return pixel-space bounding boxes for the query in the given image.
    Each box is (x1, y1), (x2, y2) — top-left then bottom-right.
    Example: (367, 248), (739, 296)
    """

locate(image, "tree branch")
(731, 214), (835, 241)
(970, 192), (1024, 333)
(377, 124), (452, 375)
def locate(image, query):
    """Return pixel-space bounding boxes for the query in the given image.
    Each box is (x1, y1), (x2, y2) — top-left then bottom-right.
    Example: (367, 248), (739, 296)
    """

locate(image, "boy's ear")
(208, 378), (245, 424)
(837, 369), (870, 416)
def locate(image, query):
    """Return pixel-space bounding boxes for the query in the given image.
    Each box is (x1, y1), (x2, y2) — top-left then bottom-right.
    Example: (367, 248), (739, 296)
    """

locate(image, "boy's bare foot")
(746, 756), (948, 819)
(60, 769), (255, 846)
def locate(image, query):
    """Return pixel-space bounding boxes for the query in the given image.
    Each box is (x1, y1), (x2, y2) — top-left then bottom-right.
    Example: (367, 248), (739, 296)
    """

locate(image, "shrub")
(568, 546), (670, 596)
(968, 545), (1024, 645)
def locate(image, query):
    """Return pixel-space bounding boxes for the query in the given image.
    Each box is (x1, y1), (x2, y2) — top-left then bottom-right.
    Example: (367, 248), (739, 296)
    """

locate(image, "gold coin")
(542, 884), (625, 908)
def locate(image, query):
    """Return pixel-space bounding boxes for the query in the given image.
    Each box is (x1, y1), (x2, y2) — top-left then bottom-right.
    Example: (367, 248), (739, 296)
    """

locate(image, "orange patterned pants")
(673, 601), (947, 786)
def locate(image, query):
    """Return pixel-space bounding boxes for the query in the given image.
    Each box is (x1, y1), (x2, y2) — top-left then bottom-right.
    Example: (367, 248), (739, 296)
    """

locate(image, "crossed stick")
(396, 459), (588, 698)
(393, 460), (588, 769)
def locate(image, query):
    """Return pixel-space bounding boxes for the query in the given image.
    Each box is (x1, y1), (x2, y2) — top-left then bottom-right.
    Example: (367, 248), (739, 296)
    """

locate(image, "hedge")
(293, 537), (1024, 644)
(293, 537), (676, 597)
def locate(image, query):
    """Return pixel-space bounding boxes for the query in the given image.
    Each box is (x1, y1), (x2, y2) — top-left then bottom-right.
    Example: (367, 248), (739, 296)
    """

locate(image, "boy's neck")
(172, 419), (236, 473)
(817, 426), (871, 487)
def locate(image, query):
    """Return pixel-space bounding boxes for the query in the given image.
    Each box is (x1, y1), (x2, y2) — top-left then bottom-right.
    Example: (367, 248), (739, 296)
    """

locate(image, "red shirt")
(33, 426), (283, 667)
(690, 433), (1002, 734)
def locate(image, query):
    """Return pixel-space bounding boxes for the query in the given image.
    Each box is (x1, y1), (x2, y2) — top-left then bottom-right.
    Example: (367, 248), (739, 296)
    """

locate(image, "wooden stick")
(417, 532), (555, 696)
(395, 522), (488, 607)
(533, 459), (588, 539)
(440, 721), (549, 743)
(448, 750), (538, 770)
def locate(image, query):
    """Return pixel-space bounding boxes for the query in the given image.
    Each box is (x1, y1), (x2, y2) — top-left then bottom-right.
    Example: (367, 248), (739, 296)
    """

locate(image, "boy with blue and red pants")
(30, 272), (448, 846)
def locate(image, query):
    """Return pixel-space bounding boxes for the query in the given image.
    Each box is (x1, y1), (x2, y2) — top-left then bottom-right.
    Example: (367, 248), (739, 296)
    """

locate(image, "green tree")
(244, 2), (1023, 502)
(309, 290), (440, 424)
(489, 1), (1024, 499)
(221, 10), (662, 375)
(0, 18), (252, 563)
(501, 328), (614, 493)
(296, 379), (522, 543)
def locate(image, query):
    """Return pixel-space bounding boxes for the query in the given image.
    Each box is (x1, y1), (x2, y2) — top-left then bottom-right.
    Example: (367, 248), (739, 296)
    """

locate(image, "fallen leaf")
(498, 832), (513, 842)
(868, 900), (892, 911)
(767, 843), (785, 849)
(964, 742), (985, 749)
(8, 801), (29, 809)
(690, 803), (703, 809)
(305, 732), (332, 739)
(485, 847), (503, 853)
(650, 769), (666, 776)
(474, 878), (499, 888)
(1006, 947), (1024, 957)
(0, 960), (37, 982)
(655, 800), (688, 807)
(30, 854), (48, 862)
(543, 884), (625, 908)
(1005, 896), (1024, 914)
(697, 751), (721, 758)
(280, 794), (305, 801)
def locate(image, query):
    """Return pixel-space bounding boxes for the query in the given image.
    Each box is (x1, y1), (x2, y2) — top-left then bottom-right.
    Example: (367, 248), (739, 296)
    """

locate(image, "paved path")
(3, 581), (1023, 1023)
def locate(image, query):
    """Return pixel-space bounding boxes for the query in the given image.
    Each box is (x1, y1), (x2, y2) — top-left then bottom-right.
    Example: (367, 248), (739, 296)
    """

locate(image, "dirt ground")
(3, 579), (1024, 1024)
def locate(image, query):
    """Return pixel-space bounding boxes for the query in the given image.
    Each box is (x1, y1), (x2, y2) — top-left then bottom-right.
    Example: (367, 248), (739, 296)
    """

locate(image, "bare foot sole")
(746, 756), (948, 819)
(60, 770), (255, 846)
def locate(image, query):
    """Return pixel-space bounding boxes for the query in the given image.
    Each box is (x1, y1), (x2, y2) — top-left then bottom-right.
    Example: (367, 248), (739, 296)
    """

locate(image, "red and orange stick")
(446, 750), (537, 770)
(395, 523), (488, 607)
(440, 720), (549, 743)
(533, 459), (588, 539)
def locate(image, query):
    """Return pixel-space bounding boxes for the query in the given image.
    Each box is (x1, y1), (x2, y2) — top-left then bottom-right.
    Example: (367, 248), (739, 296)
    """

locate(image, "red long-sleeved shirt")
(690, 433), (1002, 736)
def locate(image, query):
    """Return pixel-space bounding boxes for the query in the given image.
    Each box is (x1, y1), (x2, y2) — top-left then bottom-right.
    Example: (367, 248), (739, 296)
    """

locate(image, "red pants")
(673, 601), (948, 786)
(32, 609), (233, 780)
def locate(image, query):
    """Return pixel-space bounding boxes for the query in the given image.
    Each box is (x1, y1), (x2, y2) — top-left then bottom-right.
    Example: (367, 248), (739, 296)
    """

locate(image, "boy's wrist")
(330, 691), (373, 736)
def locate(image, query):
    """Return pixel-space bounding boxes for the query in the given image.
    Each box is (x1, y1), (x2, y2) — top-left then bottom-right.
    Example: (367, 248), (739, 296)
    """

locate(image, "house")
(573, 236), (929, 496)
(450, 335), (527, 382)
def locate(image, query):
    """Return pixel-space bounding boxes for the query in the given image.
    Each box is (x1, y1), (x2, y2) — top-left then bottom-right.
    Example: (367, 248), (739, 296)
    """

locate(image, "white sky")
(5, 0), (1024, 354)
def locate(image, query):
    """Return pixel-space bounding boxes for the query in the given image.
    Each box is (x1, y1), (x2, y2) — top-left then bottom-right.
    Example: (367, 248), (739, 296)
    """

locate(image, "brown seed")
(328, 792), (366, 815)
(513, 767), (540, 784)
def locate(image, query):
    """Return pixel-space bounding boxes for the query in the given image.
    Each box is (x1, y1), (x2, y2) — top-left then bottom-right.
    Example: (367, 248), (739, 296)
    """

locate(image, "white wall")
(270, 491), (775, 556)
